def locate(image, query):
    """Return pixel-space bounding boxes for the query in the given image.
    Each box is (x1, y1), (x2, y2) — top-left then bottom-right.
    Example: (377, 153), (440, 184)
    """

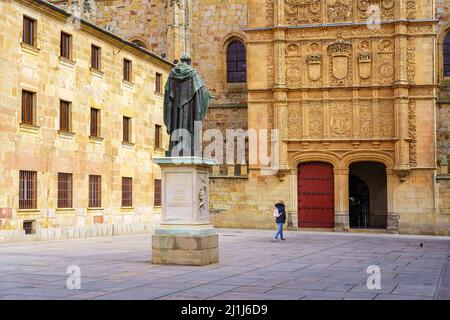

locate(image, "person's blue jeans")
(274, 223), (284, 240)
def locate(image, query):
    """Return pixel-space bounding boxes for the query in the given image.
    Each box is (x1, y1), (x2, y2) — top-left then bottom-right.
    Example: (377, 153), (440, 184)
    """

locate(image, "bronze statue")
(163, 54), (214, 156)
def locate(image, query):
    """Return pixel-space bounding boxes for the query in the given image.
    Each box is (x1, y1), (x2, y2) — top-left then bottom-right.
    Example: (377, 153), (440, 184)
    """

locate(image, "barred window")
(154, 179), (161, 207)
(60, 32), (72, 59)
(22, 90), (35, 125)
(19, 171), (37, 209)
(89, 175), (101, 208)
(122, 177), (132, 207)
(60, 100), (71, 132)
(227, 40), (246, 83)
(23, 16), (36, 47)
(58, 173), (73, 208)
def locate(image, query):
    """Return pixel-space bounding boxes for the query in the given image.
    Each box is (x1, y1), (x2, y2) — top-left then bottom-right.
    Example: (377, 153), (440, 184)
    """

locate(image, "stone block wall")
(0, 0), (171, 238)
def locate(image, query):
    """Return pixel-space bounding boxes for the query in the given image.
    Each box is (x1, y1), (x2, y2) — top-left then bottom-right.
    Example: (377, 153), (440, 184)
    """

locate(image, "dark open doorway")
(349, 162), (387, 229)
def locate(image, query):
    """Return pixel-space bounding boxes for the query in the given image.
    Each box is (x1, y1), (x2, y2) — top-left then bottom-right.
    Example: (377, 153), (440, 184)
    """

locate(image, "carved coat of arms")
(358, 53), (372, 80)
(328, 39), (352, 85)
(307, 54), (322, 81)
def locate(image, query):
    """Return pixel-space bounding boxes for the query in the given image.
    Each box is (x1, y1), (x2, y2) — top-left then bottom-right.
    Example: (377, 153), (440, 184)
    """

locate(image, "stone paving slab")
(0, 229), (448, 300)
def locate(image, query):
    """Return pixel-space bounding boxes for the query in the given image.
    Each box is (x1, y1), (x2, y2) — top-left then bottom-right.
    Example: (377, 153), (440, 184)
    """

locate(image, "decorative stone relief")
(288, 103), (302, 139)
(330, 103), (352, 137)
(328, 0), (353, 22)
(407, 37), (416, 84)
(358, 52), (372, 82)
(409, 100), (417, 167)
(357, 0), (395, 21)
(266, 0), (274, 27)
(377, 39), (395, 84)
(286, 58), (302, 85)
(406, 0), (416, 20)
(308, 102), (323, 137)
(285, 0), (322, 25)
(379, 100), (394, 137)
(328, 38), (352, 86)
(359, 102), (373, 137)
(267, 43), (274, 86)
(307, 54), (322, 84)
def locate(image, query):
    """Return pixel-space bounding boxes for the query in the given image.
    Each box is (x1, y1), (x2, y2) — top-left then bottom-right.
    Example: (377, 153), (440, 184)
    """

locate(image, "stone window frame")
(220, 33), (248, 94)
(438, 25), (450, 80)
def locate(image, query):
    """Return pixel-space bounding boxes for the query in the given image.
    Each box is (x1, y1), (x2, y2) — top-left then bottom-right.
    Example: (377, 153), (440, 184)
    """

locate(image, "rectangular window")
(58, 173), (73, 209)
(154, 179), (161, 207)
(19, 170), (37, 209)
(91, 45), (101, 70)
(123, 116), (131, 143)
(89, 175), (101, 208)
(155, 73), (162, 94)
(60, 32), (72, 59)
(21, 90), (35, 125)
(90, 108), (100, 137)
(122, 177), (132, 207)
(123, 59), (132, 82)
(60, 100), (71, 132)
(155, 124), (161, 149)
(23, 16), (36, 47)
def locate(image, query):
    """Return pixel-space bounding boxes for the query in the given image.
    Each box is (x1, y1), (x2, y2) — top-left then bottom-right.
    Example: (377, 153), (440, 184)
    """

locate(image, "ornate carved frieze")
(406, 0), (416, 20)
(288, 103), (302, 138)
(286, 57), (302, 86)
(266, 0), (275, 27)
(357, 0), (394, 21)
(308, 102), (323, 137)
(267, 43), (274, 86)
(328, 38), (352, 86)
(407, 37), (416, 84)
(328, 0), (353, 23)
(377, 39), (395, 85)
(359, 102), (373, 137)
(408, 100), (417, 167)
(379, 100), (395, 137)
(285, 0), (322, 25)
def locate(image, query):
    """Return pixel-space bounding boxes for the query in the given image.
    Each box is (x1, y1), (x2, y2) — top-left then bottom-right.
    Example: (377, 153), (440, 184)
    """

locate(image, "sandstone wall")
(0, 0), (171, 235)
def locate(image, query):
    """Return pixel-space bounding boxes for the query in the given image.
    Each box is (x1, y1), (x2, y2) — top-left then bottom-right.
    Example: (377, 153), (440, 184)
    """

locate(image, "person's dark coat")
(275, 203), (286, 224)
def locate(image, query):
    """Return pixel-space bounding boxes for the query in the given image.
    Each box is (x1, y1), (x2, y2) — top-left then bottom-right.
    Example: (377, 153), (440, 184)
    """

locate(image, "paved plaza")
(0, 229), (449, 300)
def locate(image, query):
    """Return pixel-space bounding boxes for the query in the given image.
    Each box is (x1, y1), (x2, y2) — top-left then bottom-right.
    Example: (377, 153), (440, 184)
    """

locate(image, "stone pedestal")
(152, 157), (218, 266)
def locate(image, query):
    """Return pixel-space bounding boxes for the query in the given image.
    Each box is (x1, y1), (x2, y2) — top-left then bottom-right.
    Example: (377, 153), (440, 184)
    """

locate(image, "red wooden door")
(298, 162), (335, 228)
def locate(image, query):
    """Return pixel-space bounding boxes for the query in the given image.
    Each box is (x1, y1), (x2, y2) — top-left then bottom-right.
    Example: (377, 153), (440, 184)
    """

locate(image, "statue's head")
(180, 54), (192, 65)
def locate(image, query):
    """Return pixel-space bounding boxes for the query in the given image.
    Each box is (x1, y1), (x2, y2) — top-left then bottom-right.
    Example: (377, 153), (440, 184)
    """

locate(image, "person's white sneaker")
(273, 236), (279, 241)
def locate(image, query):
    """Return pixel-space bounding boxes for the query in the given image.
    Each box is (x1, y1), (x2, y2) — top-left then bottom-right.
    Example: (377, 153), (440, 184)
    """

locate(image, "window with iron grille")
(91, 45), (101, 70)
(90, 108), (100, 137)
(19, 171), (37, 209)
(123, 117), (131, 143)
(89, 175), (101, 208)
(154, 179), (161, 207)
(21, 90), (35, 125)
(60, 32), (72, 59)
(23, 221), (35, 235)
(23, 16), (36, 47)
(227, 40), (246, 83)
(60, 100), (71, 132)
(156, 73), (162, 94)
(155, 124), (161, 149)
(444, 33), (450, 77)
(123, 59), (132, 82)
(122, 177), (132, 207)
(58, 173), (73, 208)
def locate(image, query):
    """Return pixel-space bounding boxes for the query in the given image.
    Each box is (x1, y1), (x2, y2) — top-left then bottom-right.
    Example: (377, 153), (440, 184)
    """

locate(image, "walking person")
(273, 200), (287, 241)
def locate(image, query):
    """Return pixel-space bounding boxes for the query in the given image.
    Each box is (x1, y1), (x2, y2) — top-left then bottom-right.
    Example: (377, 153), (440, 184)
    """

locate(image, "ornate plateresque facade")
(241, 0), (444, 234)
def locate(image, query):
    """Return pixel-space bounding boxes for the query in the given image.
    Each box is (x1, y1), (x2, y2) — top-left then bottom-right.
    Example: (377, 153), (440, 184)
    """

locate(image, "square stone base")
(152, 233), (219, 266)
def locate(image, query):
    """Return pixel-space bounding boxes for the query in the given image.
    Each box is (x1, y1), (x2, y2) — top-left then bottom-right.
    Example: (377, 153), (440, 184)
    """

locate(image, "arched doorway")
(298, 162), (335, 228)
(349, 162), (387, 229)
(349, 175), (370, 229)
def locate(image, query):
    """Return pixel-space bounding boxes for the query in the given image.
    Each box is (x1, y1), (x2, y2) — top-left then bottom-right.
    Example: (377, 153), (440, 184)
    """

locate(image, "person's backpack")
(273, 208), (280, 218)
